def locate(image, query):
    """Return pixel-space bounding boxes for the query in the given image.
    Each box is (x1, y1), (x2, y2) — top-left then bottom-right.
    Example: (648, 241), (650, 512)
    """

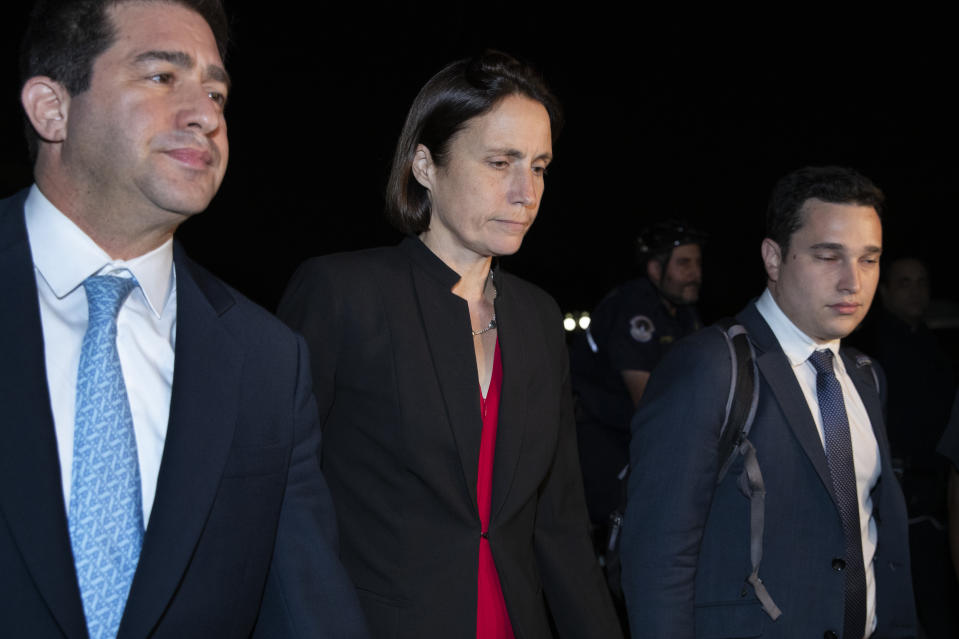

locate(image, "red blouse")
(476, 340), (514, 639)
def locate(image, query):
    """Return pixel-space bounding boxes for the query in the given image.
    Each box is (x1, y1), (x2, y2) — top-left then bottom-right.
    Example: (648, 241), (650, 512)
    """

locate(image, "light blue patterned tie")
(809, 349), (867, 639)
(69, 275), (143, 639)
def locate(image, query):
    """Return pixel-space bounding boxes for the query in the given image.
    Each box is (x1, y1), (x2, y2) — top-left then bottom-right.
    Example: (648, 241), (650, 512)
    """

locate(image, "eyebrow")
(133, 50), (231, 89)
(488, 148), (554, 163)
(810, 242), (882, 254)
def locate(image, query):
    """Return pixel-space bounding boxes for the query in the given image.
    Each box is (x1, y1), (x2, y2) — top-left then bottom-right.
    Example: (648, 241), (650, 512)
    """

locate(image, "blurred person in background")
(852, 254), (957, 637)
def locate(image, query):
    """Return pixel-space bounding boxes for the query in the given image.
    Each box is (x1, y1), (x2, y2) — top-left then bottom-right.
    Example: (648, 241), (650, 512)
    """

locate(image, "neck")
(658, 293), (677, 316)
(892, 313), (922, 331)
(35, 175), (179, 260)
(451, 259), (493, 302)
(419, 232), (493, 301)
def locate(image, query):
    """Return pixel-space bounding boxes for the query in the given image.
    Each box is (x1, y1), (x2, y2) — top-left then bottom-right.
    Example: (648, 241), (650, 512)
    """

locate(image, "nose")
(177, 83), (223, 136)
(838, 259), (861, 293)
(509, 167), (538, 208)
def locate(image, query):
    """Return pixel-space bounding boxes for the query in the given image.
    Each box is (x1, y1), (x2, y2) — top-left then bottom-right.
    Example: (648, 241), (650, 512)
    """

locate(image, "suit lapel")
(119, 248), (242, 638)
(0, 192), (88, 638)
(739, 304), (837, 503)
(405, 240), (483, 513)
(488, 272), (528, 523)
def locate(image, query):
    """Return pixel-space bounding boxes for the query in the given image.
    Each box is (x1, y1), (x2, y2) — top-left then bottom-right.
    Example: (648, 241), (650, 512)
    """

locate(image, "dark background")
(4, 5), (959, 634)
(2, 4), (957, 323)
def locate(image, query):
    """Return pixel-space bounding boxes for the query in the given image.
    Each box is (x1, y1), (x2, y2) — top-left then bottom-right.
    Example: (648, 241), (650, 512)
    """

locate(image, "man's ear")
(646, 259), (662, 283)
(411, 144), (436, 191)
(761, 238), (782, 282)
(21, 76), (70, 144)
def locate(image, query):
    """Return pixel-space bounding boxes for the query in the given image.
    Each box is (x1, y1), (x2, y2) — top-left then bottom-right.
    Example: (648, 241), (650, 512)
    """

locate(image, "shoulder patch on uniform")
(629, 315), (655, 343)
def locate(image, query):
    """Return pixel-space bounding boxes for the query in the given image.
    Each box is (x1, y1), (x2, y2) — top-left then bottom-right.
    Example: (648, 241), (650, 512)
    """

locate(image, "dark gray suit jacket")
(0, 189), (367, 638)
(278, 237), (622, 639)
(621, 302), (916, 638)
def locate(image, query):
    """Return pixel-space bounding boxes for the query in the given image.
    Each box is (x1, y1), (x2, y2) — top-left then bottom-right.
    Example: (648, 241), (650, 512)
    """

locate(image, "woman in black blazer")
(278, 52), (621, 639)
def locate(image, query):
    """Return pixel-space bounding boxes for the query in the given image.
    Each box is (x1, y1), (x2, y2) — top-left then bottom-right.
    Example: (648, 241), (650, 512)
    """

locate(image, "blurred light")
(563, 313), (576, 332)
(578, 312), (591, 330)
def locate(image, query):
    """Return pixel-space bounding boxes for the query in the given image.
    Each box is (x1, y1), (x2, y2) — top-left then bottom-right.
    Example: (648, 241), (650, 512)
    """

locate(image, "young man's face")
(764, 198), (882, 343)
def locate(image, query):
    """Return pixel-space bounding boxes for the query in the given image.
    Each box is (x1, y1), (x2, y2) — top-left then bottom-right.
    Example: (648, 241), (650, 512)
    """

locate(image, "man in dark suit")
(0, 1), (366, 637)
(621, 166), (917, 638)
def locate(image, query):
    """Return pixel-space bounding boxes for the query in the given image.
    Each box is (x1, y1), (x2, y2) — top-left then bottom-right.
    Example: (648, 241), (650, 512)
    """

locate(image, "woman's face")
(416, 94), (553, 263)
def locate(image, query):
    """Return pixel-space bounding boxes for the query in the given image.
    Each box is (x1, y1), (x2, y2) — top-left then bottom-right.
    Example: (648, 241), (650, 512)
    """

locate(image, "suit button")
(824, 632), (838, 639)
(832, 558), (846, 571)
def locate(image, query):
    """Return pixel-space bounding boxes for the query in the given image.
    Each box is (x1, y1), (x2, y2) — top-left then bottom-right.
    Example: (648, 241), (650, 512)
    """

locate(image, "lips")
(165, 147), (214, 168)
(829, 303), (861, 315)
(494, 219), (529, 233)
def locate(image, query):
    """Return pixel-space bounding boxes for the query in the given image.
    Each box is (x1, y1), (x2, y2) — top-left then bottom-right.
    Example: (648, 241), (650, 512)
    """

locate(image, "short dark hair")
(766, 166), (884, 256)
(19, 0), (229, 160)
(385, 50), (563, 235)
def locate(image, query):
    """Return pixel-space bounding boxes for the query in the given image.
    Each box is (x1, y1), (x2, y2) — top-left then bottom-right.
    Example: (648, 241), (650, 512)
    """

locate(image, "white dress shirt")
(24, 185), (176, 526)
(756, 289), (879, 637)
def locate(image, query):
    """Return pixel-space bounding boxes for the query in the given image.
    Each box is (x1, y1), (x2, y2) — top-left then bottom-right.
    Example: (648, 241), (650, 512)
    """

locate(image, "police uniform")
(938, 391), (959, 470)
(570, 277), (701, 523)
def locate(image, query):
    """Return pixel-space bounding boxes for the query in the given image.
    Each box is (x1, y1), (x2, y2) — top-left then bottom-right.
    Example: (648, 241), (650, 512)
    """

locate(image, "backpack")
(714, 318), (781, 621)
(604, 318), (781, 619)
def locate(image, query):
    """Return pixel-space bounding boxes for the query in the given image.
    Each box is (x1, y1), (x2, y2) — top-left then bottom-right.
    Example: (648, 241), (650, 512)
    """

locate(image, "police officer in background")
(571, 221), (705, 530)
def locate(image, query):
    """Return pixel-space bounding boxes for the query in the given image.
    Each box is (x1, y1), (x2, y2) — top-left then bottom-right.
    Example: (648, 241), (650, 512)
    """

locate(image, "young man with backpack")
(621, 166), (917, 639)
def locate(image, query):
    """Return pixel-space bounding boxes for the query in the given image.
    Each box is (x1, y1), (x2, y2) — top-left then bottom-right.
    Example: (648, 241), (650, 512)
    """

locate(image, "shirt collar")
(755, 288), (841, 369)
(24, 184), (175, 318)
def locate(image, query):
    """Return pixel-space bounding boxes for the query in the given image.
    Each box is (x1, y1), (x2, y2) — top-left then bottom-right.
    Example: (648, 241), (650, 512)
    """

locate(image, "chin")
(828, 319), (864, 341)
(489, 239), (525, 257)
(141, 178), (219, 217)
(162, 199), (213, 217)
(158, 187), (219, 217)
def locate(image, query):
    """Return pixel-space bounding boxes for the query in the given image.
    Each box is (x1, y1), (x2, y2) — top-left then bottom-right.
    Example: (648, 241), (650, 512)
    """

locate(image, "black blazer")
(0, 190), (367, 638)
(278, 237), (621, 639)
(621, 302), (917, 638)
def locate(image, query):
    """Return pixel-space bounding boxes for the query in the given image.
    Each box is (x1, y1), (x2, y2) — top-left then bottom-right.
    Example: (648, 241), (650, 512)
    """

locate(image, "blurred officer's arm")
(621, 370), (651, 408)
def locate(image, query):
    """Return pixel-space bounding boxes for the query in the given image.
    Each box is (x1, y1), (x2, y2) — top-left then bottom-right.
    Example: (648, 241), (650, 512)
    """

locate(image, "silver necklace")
(471, 271), (497, 336)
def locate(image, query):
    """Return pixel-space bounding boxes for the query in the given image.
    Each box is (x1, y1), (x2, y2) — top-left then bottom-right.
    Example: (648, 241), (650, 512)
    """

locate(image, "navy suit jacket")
(0, 190), (367, 638)
(621, 302), (917, 638)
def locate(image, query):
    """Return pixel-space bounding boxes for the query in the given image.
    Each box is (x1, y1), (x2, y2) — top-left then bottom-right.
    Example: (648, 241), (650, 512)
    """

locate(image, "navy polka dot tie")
(809, 349), (867, 639)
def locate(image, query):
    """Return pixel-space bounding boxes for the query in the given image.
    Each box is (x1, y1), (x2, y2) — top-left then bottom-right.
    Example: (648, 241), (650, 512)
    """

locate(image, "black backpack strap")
(714, 318), (759, 482)
(714, 318), (782, 621)
(843, 346), (881, 394)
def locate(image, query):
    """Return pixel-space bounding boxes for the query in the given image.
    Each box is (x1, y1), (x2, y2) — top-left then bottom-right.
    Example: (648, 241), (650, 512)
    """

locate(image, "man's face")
(764, 198), (882, 343)
(60, 1), (229, 223)
(881, 258), (930, 325)
(653, 243), (702, 305)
